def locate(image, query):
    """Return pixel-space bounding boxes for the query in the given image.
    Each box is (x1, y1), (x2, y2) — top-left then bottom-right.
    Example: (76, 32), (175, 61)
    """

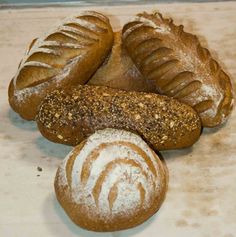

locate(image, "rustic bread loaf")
(8, 11), (114, 120)
(88, 31), (154, 92)
(54, 128), (167, 231)
(122, 12), (234, 127)
(36, 84), (201, 150)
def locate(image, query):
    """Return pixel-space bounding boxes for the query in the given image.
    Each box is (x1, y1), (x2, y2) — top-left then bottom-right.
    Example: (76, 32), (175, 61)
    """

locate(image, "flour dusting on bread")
(55, 128), (167, 231)
(9, 11), (114, 120)
(122, 12), (233, 127)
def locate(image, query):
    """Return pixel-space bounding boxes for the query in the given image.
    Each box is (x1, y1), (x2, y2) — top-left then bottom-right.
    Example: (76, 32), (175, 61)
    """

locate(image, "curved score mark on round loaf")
(64, 139), (159, 212)
(108, 180), (146, 212)
(80, 141), (158, 186)
(65, 140), (87, 188)
(92, 158), (149, 209)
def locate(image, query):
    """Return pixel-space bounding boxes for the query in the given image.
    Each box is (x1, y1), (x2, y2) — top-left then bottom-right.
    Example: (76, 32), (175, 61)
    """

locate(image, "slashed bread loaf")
(122, 12), (234, 127)
(8, 11), (114, 120)
(54, 128), (167, 231)
(36, 84), (201, 150)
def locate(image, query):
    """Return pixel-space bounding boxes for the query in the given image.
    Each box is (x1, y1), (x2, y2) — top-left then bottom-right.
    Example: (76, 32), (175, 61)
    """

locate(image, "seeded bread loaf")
(88, 31), (154, 92)
(36, 84), (201, 151)
(54, 128), (167, 231)
(8, 11), (114, 120)
(122, 12), (234, 127)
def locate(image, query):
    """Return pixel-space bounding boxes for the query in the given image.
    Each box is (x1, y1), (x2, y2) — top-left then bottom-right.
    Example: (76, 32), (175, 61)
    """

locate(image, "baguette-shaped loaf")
(122, 12), (234, 127)
(36, 84), (201, 150)
(8, 11), (114, 120)
(55, 128), (167, 231)
(88, 31), (154, 92)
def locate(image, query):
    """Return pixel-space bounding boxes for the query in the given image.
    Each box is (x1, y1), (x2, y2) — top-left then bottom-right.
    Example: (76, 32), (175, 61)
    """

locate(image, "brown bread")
(36, 84), (201, 151)
(54, 128), (168, 231)
(122, 12), (234, 127)
(8, 11), (114, 120)
(88, 31), (154, 92)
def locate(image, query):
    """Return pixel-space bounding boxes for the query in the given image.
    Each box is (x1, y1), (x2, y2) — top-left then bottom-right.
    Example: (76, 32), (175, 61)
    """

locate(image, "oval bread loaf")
(36, 84), (201, 150)
(8, 11), (114, 120)
(122, 12), (234, 127)
(54, 128), (167, 231)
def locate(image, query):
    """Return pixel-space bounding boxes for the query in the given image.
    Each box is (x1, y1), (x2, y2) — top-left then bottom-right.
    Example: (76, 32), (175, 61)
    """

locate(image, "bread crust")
(8, 11), (114, 120)
(122, 12), (234, 127)
(36, 84), (201, 151)
(54, 128), (167, 231)
(88, 31), (154, 92)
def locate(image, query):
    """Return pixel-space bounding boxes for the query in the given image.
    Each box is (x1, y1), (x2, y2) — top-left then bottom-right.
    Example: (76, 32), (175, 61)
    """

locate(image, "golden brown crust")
(36, 84), (201, 151)
(54, 129), (167, 231)
(8, 11), (114, 120)
(122, 12), (234, 127)
(88, 31), (154, 92)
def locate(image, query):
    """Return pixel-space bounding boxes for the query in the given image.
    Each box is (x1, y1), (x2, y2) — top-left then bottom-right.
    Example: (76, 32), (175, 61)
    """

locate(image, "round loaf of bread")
(8, 11), (113, 120)
(54, 128), (167, 232)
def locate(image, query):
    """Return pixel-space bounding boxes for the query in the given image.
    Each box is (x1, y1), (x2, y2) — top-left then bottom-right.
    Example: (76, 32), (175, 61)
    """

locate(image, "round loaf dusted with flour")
(8, 11), (113, 120)
(54, 128), (167, 231)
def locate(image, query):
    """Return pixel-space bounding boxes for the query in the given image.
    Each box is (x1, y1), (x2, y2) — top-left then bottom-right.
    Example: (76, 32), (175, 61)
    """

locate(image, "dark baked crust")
(122, 12), (234, 127)
(36, 84), (201, 151)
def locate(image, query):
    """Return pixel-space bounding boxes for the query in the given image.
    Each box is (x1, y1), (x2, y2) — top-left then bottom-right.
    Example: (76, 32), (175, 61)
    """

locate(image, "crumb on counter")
(37, 166), (42, 172)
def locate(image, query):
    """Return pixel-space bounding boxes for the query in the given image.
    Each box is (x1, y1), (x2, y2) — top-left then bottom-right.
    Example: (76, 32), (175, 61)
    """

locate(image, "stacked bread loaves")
(8, 10), (233, 232)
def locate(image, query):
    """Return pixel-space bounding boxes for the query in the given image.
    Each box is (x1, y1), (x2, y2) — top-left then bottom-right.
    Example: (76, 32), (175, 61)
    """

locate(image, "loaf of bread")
(54, 128), (167, 231)
(88, 31), (154, 92)
(8, 11), (114, 120)
(122, 12), (234, 127)
(36, 84), (201, 150)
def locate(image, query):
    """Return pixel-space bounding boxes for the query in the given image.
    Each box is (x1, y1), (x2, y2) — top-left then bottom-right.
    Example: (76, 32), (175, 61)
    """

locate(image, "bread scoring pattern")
(56, 129), (166, 217)
(9, 11), (113, 120)
(15, 11), (110, 90)
(122, 12), (233, 127)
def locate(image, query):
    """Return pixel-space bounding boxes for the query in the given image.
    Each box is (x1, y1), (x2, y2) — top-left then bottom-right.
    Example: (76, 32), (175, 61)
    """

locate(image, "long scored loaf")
(122, 12), (234, 127)
(8, 11), (113, 120)
(36, 84), (201, 151)
(55, 128), (167, 231)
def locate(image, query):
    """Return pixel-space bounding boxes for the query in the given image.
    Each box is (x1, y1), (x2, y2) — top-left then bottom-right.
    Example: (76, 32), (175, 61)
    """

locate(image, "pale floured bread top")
(12, 11), (112, 103)
(56, 128), (166, 218)
(122, 12), (234, 127)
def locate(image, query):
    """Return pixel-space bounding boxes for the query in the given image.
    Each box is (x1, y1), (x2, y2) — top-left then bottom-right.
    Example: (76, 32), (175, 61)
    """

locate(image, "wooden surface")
(0, 2), (236, 237)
